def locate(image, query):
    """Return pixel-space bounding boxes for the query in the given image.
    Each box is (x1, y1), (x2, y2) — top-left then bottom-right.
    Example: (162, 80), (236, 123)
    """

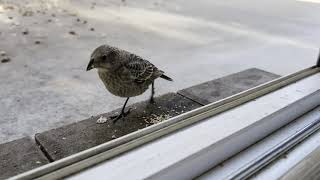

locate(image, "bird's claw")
(110, 108), (132, 123)
(149, 97), (155, 104)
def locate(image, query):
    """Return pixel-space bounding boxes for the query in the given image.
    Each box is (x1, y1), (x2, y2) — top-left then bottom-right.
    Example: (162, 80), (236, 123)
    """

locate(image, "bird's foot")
(149, 97), (155, 104)
(110, 108), (132, 123)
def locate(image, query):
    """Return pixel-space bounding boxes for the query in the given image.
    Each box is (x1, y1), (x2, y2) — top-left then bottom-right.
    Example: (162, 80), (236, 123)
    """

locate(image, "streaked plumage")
(87, 45), (172, 122)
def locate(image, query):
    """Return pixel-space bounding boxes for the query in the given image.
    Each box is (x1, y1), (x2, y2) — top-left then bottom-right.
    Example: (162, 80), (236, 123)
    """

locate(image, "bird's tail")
(160, 74), (173, 81)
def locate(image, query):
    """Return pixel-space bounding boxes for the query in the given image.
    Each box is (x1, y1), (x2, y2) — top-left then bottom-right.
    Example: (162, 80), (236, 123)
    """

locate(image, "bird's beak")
(86, 59), (94, 71)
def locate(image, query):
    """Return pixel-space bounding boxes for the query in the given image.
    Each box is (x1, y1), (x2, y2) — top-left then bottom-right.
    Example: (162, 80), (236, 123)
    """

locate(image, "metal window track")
(10, 64), (320, 180)
(226, 112), (320, 180)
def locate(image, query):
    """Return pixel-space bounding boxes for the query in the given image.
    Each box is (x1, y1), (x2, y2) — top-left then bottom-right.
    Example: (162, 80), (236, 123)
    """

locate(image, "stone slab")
(0, 137), (49, 179)
(178, 68), (280, 105)
(35, 93), (201, 161)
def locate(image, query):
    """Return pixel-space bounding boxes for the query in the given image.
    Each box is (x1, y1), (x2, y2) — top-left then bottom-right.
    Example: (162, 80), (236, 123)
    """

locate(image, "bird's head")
(87, 45), (119, 71)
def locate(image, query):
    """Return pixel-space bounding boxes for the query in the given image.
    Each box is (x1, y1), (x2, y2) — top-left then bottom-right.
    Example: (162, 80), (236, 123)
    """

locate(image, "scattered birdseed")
(0, 51), (6, 56)
(4, 6), (14, 10)
(47, 19), (52, 22)
(22, 11), (33, 16)
(144, 114), (171, 124)
(1, 57), (11, 63)
(70, 13), (78, 17)
(83, 20), (87, 24)
(90, 27), (95, 31)
(76, 18), (80, 22)
(35, 161), (42, 164)
(22, 30), (28, 35)
(96, 116), (108, 124)
(8, 16), (13, 19)
(34, 40), (41, 44)
(69, 31), (76, 35)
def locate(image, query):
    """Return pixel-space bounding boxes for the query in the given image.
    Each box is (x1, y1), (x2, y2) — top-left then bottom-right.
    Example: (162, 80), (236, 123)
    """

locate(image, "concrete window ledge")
(0, 137), (49, 180)
(34, 68), (278, 161)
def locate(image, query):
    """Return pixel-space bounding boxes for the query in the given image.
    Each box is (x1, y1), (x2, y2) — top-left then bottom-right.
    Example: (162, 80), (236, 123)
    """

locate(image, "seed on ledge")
(35, 40), (41, 44)
(0, 51), (6, 56)
(90, 27), (95, 31)
(22, 11), (33, 16)
(22, 30), (29, 35)
(4, 6), (14, 10)
(69, 31), (76, 35)
(1, 57), (11, 63)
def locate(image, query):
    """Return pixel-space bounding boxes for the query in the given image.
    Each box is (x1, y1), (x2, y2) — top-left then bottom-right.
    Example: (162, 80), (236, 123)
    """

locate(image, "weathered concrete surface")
(35, 93), (201, 161)
(178, 68), (280, 105)
(0, 137), (48, 179)
(1, 0), (320, 144)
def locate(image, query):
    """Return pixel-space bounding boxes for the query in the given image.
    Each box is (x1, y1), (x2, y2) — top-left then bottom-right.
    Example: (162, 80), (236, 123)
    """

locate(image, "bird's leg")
(110, 97), (131, 123)
(150, 82), (155, 104)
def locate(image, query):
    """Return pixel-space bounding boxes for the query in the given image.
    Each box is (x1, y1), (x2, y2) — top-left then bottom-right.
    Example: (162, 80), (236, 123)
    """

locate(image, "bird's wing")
(125, 55), (161, 83)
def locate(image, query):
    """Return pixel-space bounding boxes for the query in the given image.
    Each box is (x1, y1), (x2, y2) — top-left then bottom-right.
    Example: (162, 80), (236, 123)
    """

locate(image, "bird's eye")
(101, 55), (107, 61)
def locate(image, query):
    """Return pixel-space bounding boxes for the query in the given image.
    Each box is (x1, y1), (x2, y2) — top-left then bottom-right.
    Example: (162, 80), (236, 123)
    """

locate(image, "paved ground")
(0, 0), (319, 144)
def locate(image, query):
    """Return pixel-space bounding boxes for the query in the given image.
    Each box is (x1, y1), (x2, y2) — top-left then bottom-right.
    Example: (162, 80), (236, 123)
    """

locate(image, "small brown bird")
(87, 45), (173, 122)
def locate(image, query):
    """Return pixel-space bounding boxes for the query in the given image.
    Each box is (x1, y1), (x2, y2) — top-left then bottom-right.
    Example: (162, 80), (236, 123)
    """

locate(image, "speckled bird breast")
(98, 69), (149, 97)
